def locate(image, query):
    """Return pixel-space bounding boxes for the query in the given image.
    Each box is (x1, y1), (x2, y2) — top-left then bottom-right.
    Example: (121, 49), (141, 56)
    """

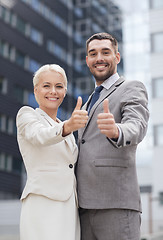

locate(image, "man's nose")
(96, 53), (104, 61)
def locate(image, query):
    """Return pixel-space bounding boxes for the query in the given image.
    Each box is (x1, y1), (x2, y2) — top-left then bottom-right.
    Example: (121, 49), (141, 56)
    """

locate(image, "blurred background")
(0, 0), (163, 239)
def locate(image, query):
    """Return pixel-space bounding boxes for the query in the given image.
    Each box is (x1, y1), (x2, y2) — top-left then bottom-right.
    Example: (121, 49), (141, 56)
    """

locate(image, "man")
(76, 32), (149, 240)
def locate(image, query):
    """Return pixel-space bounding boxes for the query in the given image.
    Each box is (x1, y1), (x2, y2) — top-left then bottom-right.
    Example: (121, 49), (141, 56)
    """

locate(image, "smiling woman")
(16, 64), (88, 240)
(34, 68), (67, 121)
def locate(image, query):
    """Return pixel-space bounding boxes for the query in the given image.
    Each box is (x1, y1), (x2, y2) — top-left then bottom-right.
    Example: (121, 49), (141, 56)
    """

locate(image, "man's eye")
(90, 52), (96, 56)
(103, 52), (109, 55)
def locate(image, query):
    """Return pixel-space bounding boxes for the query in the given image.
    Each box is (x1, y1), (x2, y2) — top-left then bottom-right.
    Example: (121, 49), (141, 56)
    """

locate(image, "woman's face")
(34, 70), (67, 114)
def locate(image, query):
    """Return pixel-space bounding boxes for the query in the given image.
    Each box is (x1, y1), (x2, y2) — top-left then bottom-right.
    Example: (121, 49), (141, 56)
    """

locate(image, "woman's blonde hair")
(33, 64), (67, 89)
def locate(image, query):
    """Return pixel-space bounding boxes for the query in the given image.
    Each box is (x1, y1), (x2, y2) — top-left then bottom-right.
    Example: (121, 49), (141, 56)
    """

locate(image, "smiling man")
(76, 32), (149, 240)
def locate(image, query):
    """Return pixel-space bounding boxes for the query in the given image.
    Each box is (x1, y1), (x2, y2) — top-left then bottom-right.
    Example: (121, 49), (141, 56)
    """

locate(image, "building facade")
(0, 0), (122, 198)
(115, 0), (163, 236)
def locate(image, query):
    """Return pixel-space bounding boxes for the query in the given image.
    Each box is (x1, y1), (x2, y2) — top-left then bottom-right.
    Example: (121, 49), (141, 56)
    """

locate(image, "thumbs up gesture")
(63, 96), (88, 136)
(97, 99), (119, 139)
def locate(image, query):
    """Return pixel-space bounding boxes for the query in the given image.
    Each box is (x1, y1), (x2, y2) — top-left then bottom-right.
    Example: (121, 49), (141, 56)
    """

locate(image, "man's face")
(86, 39), (120, 83)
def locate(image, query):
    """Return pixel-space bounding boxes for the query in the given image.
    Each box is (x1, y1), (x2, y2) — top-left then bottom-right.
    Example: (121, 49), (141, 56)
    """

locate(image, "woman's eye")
(43, 85), (50, 88)
(56, 85), (63, 88)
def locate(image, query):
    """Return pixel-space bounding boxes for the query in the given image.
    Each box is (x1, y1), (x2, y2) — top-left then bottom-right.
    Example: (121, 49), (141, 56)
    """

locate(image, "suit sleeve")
(110, 81), (149, 148)
(16, 106), (67, 146)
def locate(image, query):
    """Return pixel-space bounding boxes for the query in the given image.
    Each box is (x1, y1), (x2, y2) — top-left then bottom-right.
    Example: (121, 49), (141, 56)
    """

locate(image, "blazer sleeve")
(110, 80), (149, 148)
(16, 106), (67, 146)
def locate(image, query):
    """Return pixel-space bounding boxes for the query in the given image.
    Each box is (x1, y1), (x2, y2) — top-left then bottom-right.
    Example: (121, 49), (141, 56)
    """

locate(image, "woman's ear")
(64, 88), (67, 97)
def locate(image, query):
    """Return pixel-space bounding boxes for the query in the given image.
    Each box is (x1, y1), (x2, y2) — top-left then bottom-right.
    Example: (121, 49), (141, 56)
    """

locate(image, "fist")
(63, 96), (88, 136)
(97, 99), (119, 139)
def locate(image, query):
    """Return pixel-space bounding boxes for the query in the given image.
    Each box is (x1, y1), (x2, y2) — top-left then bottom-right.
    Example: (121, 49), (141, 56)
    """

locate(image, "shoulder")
(122, 79), (147, 89)
(16, 106), (37, 124)
(17, 106), (35, 116)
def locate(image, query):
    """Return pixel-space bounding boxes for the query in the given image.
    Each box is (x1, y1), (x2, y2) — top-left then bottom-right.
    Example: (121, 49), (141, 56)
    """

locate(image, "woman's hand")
(63, 97), (88, 136)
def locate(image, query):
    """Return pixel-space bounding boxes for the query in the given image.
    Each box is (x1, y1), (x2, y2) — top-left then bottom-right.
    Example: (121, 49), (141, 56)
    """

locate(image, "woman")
(16, 64), (88, 240)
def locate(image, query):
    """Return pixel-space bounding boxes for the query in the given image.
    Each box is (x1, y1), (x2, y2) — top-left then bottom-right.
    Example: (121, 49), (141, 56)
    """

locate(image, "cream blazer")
(16, 106), (78, 202)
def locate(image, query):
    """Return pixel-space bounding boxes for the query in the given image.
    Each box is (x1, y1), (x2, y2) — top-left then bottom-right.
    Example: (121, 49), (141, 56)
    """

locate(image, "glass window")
(29, 59), (41, 73)
(16, 17), (26, 34)
(0, 153), (12, 172)
(0, 40), (5, 56)
(150, 0), (163, 8)
(6, 117), (14, 135)
(0, 115), (6, 132)
(0, 153), (5, 170)
(74, 7), (83, 18)
(152, 77), (163, 98)
(0, 76), (7, 94)
(12, 157), (22, 173)
(151, 33), (163, 53)
(154, 125), (163, 146)
(0, 6), (6, 21)
(28, 93), (38, 108)
(30, 27), (43, 45)
(14, 85), (24, 104)
(15, 50), (25, 67)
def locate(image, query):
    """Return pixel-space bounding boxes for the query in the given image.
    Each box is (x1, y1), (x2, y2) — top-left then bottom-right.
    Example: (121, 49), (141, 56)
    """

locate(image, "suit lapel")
(35, 108), (77, 154)
(79, 77), (125, 138)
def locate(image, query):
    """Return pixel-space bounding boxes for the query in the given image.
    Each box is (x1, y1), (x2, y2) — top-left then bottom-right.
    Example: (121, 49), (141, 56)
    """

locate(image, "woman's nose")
(50, 86), (56, 93)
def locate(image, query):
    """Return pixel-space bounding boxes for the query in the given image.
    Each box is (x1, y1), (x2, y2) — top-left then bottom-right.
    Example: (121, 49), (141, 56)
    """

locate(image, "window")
(30, 27), (43, 45)
(0, 114), (6, 132)
(76, 77), (94, 94)
(152, 77), (163, 98)
(150, 0), (163, 8)
(0, 39), (6, 56)
(16, 16), (26, 34)
(0, 114), (16, 135)
(15, 50), (25, 67)
(6, 117), (14, 135)
(47, 40), (67, 62)
(29, 59), (41, 73)
(154, 125), (163, 146)
(21, 0), (68, 34)
(14, 85), (38, 107)
(12, 157), (22, 173)
(0, 153), (22, 174)
(76, 19), (91, 35)
(151, 33), (163, 53)
(0, 153), (12, 172)
(0, 76), (7, 94)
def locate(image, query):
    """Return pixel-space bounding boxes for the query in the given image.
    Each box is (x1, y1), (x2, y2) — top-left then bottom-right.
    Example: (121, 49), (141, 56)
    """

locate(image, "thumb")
(74, 96), (82, 110)
(103, 99), (110, 113)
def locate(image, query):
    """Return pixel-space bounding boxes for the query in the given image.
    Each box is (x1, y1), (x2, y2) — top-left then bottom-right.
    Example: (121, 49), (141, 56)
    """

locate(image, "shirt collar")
(100, 73), (120, 90)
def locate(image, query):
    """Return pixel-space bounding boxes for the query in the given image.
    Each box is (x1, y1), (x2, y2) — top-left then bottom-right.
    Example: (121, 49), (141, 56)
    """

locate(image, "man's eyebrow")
(88, 47), (111, 53)
(88, 49), (96, 53)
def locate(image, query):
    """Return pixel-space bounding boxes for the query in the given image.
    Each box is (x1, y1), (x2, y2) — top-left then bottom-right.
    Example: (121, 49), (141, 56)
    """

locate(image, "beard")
(90, 66), (115, 82)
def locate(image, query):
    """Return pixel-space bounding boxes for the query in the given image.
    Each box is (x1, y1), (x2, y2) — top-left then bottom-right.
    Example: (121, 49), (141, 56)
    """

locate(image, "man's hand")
(63, 96), (88, 136)
(97, 99), (119, 139)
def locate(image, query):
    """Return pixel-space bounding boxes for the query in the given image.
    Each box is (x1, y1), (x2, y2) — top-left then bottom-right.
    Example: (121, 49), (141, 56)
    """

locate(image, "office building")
(0, 0), (122, 199)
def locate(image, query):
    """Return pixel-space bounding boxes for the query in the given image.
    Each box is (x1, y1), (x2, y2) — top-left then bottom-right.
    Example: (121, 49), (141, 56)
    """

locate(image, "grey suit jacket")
(76, 77), (149, 211)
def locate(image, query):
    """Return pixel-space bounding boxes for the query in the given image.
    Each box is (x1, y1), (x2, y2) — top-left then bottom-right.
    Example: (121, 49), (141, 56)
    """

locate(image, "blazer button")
(126, 141), (131, 145)
(81, 139), (85, 144)
(69, 164), (73, 169)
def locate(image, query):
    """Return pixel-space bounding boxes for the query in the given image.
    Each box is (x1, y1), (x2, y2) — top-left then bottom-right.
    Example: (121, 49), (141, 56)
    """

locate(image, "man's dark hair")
(86, 32), (118, 54)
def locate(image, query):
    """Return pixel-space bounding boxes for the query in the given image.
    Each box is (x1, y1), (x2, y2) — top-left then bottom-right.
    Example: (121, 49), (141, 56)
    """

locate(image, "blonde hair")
(33, 64), (67, 89)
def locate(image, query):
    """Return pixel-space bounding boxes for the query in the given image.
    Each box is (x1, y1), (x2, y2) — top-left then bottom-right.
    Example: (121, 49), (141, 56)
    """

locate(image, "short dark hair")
(86, 32), (118, 54)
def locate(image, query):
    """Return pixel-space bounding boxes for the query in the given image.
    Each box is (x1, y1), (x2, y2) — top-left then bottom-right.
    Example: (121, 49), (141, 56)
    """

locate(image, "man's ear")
(86, 56), (89, 67)
(116, 52), (121, 64)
